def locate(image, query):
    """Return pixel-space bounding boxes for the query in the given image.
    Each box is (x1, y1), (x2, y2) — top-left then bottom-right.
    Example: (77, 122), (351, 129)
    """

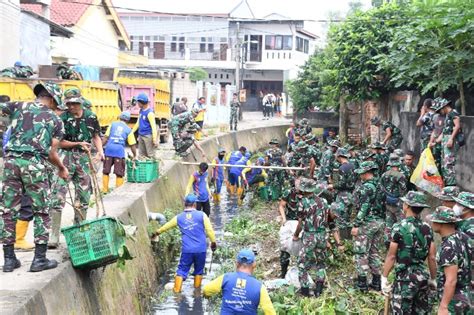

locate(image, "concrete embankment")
(2, 124), (289, 315)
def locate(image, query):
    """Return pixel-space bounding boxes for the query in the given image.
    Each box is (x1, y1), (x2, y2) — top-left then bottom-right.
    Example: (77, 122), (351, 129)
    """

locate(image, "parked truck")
(115, 69), (171, 143)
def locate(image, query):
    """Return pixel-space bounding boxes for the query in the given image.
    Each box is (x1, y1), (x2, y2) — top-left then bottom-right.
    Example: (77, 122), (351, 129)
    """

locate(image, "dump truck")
(115, 69), (171, 143)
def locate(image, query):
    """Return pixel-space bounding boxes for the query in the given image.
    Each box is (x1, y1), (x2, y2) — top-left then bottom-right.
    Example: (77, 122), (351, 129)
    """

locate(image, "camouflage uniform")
(382, 121), (403, 152)
(0, 65), (34, 78)
(295, 118), (312, 137)
(380, 159), (407, 245)
(332, 148), (356, 233)
(170, 111), (200, 155)
(317, 140), (339, 181)
(390, 192), (434, 314)
(431, 112), (445, 171)
(280, 187), (301, 276)
(305, 134), (321, 166)
(353, 162), (384, 284)
(0, 99), (64, 245)
(58, 88), (101, 222)
(297, 179), (329, 293)
(229, 100), (239, 131)
(288, 141), (313, 178)
(266, 141), (285, 199)
(56, 63), (82, 80)
(441, 107), (460, 186)
(419, 111), (434, 151)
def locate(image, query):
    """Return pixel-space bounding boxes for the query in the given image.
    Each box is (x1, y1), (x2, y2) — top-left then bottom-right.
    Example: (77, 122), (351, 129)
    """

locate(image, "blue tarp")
(73, 65), (100, 81)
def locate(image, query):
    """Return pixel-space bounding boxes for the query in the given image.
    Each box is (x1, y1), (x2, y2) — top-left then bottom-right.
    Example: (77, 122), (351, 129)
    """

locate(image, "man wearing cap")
(430, 206), (471, 314)
(211, 148), (227, 203)
(131, 92), (158, 158)
(452, 192), (474, 297)
(229, 153), (251, 204)
(203, 249), (276, 314)
(371, 117), (403, 152)
(152, 194), (217, 293)
(265, 139), (286, 200)
(278, 181), (301, 278)
(288, 141), (316, 180)
(170, 109), (203, 157)
(186, 162), (212, 217)
(226, 146), (247, 195)
(192, 97), (206, 140)
(352, 161), (385, 292)
(381, 191), (437, 314)
(436, 186), (460, 208)
(317, 140), (340, 181)
(1, 81), (68, 273)
(380, 154), (407, 247)
(304, 133), (322, 166)
(328, 148), (356, 239)
(58, 87), (103, 224)
(417, 98), (435, 151)
(428, 98), (446, 171)
(296, 118), (312, 137)
(102, 111), (137, 193)
(293, 178), (330, 297)
(433, 98), (462, 186)
(229, 93), (240, 131)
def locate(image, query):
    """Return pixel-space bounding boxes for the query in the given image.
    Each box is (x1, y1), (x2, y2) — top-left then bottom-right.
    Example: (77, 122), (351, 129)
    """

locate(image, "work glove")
(381, 276), (392, 296)
(428, 279), (437, 290)
(211, 242), (217, 252)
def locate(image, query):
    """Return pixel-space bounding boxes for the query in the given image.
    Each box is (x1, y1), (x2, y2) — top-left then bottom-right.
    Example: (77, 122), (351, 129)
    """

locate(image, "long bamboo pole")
(180, 161), (307, 170)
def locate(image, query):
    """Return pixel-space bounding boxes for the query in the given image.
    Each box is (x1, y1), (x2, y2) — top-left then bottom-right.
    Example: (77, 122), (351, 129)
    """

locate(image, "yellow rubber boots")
(174, 276), (184, 293)
(14, 220), (34, 251)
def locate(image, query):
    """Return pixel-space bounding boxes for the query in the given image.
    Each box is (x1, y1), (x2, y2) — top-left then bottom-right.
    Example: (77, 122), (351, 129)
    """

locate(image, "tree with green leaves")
(187, 67), (208, 82)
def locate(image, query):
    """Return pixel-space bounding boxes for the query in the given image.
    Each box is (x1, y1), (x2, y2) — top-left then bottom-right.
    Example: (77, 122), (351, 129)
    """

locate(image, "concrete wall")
(296, 111), (339, 128)
(0, 0), (20, 69)
(7, 125), (289, 315)
(400, 111), (474, 191)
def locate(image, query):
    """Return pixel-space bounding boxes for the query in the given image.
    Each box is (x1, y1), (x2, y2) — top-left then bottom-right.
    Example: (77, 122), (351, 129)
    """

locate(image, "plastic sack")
(279, 220), (302, 256)
(285, 266), (314, 289)
(410, 148), (444, 195)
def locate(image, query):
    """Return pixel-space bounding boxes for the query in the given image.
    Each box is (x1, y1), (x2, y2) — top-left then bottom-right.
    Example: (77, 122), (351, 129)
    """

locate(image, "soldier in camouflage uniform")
(380, 155), (407, 247)
(304, 133), (321, 166)
(265, 139), (286, 200)
(287, 141), (316, 179)
(0, 62), (34, 78)
(436, 186), (460, 208)
(370, 142), (389, 173)
(328, 148), (356, 239)
(317, 140), (340, 181)
(452, 192), (474, 299)
(229, 93), (240, 131)
(433, 98), (462, 186)
(381, 191), (437, 314)
(82, 98), (92, 110)
(371, 116), (403, 152)
(173, 123), (206, 158)
(295, 118), (312, 137)
(417, 98), (435, 151)
(58, 88), (103, 223)
(56, 62), (82, 80)
(278, 185), (301, 278)
(352, 161), (385, 292)
(293, 178), (329, 297)
(170, 109), (200, 155)
(345, 144), (359, 170)
(428, 98), (446, 171)
(430, 206), (472, 314)
(1, 82), (68, 273)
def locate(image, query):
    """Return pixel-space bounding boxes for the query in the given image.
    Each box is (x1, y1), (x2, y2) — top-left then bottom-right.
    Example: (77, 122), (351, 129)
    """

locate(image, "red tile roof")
(21, 0), (93, 27)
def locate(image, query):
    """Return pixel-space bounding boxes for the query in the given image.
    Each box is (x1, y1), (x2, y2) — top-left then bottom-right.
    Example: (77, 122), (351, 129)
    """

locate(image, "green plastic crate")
(61, 217), (126, 269)
(126, 160), (159, 183)
(269, 185), (281, 201)
(258, 186), (270, 201)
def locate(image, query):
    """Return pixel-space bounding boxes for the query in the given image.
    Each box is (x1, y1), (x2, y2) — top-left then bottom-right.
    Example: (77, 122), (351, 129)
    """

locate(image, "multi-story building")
(118, 1), (316, 110)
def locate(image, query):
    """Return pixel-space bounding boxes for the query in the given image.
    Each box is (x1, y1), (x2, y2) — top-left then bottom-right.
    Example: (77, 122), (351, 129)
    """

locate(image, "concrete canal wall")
(8, 125), (289, 315)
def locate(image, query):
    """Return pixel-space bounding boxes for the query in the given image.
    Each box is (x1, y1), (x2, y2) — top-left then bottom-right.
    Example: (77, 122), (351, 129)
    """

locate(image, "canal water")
(150, 188), (248, 314)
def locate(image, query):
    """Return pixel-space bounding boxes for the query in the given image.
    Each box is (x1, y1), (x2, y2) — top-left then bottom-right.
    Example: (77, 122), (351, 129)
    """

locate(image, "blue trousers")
(176, 252), (207, 279)
(215, 177), (223, 194)
(228, 173), (240, 187)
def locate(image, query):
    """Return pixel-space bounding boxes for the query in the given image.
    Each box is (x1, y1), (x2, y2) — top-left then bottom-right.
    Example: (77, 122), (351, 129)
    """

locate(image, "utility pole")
(235, 22), (240, 91)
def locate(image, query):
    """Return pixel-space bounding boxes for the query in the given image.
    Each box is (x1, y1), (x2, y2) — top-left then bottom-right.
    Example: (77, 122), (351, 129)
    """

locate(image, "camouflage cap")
(387, 159), (401, 167)
(355, 161), (378, 174)
(82, 98), (92, 109)
(269, 138), (279, 145)
(336, 148), (351, 158)
(299, 178), (324, 195)
(436, 186), (460, 202)
(360, 150), (376, 161)
(400, 191), (429, 208)
(296, 141), (308, 150)
(299, 118), (309, 126)
(393, 149), (404, 158)
(328, 139), (341, 148)
(305, 133), (316, 142)
(64, 87), (83, 104)
(452, 192), (474, 209)
(429, 206), (460, 224)
(433, 97), (452, 112)
(344, 144), (354, 151)
(370, 116), (381, 125)
(33, 81), (63, 108)
(370, 142), (385, 150)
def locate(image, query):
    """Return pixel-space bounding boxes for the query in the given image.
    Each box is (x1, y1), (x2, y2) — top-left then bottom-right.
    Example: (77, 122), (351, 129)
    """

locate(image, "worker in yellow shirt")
(131, 93), (158, 158)
(242, 157), (268, 189)
(192, 97), (206, 140)
(186, 162), (212, 217)
(151, 194), (217, 293)
(203, 249), (276, 315)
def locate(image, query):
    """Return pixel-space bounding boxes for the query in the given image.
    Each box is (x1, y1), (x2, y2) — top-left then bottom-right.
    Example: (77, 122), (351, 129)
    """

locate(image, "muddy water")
(150, 188), (248, 314)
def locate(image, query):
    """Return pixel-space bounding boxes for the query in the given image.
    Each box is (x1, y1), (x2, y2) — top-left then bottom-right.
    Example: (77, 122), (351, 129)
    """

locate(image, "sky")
(112, 0), (372, 37)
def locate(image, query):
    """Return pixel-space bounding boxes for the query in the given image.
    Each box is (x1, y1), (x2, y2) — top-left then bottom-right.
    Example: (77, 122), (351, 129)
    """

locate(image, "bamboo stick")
(180, 161), (307, 171)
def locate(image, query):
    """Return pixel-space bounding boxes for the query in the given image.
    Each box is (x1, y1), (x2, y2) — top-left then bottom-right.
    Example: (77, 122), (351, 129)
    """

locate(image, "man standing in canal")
(58, 88), (103, 223)
(152, 194), (217, 293)
(186, 162), (212, 217)
(1, 82), (68, 273)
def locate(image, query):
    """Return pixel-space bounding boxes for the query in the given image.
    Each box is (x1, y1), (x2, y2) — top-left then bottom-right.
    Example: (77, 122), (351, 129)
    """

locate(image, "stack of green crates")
(61, 217), (126, 269)
(126, 159), (159, 183)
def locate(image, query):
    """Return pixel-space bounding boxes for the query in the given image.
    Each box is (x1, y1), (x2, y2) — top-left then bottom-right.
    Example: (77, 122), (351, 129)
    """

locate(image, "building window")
(171, 42), (177, 52)
(208, 43), (214, 52)
(200, 43), (206, 52)
(179, 43), (185, 52)
(265, 35), (292, 50)
(209, 73), (212, 79)
(296, 37), (309, 53)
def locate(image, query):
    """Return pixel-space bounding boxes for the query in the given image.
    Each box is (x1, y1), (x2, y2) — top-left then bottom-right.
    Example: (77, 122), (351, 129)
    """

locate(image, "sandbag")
(279, 220), (302, 256)
(410, 148), (444, 195)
